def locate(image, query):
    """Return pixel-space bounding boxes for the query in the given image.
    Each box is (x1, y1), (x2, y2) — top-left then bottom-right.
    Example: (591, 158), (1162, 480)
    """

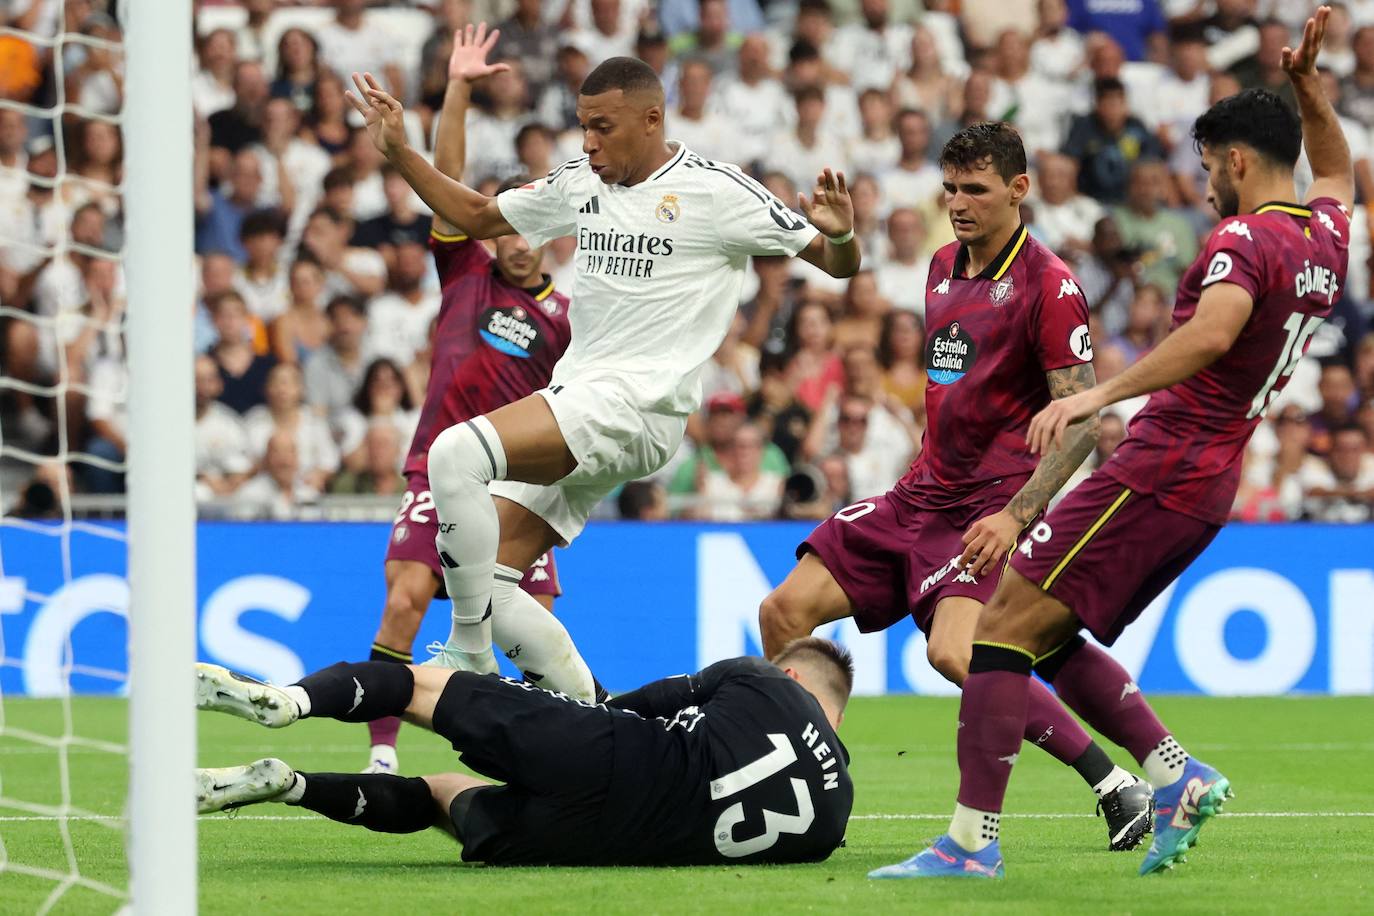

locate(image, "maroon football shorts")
(1009, 470), (1219, 645)
(800, 479), (1025, 634)
(386, 472), (561, 599)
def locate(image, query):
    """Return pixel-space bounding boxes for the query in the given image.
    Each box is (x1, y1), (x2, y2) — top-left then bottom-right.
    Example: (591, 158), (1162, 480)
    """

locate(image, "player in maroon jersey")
(876, 7), (1353, 880)
(363, 25), (590, 775)
(759, 121), (1156, 850)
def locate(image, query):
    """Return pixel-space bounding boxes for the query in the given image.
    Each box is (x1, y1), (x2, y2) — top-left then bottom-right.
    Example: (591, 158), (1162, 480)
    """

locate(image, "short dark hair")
(937, 121), (1027, 182)
(239, 208), (286, 242)
(1191, 88), (1302, 169)
(1093, 76), (1126, 99)
(773, 637), (855, 702)
(797, 0), (832, 18)
(323, 166), (355, 192)
(788, 39), (821, 66)
(617, 479), (664, 519)
(792, 84), (825, 106)
(325, 293), (366, 319)
(579, 56), (662, 97)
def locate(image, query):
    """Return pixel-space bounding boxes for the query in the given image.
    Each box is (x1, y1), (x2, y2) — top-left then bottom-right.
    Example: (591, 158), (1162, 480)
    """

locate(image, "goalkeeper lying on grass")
(194, 638), (853, 866)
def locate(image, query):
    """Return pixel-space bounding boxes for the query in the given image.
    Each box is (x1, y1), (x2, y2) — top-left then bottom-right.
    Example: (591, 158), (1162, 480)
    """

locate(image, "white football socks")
(491, 563), (595, 701)
(949, 802), (999, 852)
(1092, 765), (1138, 798)
(1142, 735), (1189, 788)
(428, 416), (507, 655)
(283, 685), (310, 718)
(279, 771), (306, 805)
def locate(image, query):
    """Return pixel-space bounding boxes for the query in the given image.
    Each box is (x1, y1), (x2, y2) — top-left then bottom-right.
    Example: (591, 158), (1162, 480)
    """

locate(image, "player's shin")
(950, 643), (1035, 852)
(1035, 636), (1181, 781)
(429, 417), (508, 662)
(293, 661), (415, 723)
(366, 644), (412, 769)
(1024, 680), (1135, 793)
(288, 772), (437, 833)
(491, 567), (595, 701)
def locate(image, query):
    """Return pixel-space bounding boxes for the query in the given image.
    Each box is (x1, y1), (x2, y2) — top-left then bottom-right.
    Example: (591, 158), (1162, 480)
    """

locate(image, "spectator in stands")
(514, 123), (557, 179)
(208, 60), (269, 159)
(827, 393), (905, 498)
(235, 429), (319, 520)
(270, 259), (329, 365)
(336, 357), (418, 473)
(1156, 26), (1213, 154)
(7, 462), (69, 520)
(345, 127), (390, 221)
(1110, 284), (1169, 364)
(961, 0), (1037, 51)
(233, 0), (276, 64)
(1069, 215), (1141, 335)
(566, 0), (637, 65)
(252, 97), (331, 222)
(66, 119), (122, 223)
(672, 391), (790, 500)
(1311, 362), (1360, 455)
(744, 349), (811, 465)
(536, 44), (589, 132)
(877, 308), (926, 419)
(618, 479), (670, 520)
(466, 60), (533, 184)
(988, 29), (1073, 156)
(330, 422), (407, 496)
(875, 207), (929, 310)
(234, 209), (290, 323)
(848, 172), (891, 259)
(1339, 26), (1374, 126)
(316, 0), (406, 101)
(668, 0), (743, 75)
(304, 294), (370, 422)
(1031, 0), (1086, 83)
(834, 271), (891, 349)
(496, 0), (560, 94)
(1113, 159), (1198, 293)
(881, 108), (942, 210)
(1031, 152), (1103, 253)
(766, 85), (846, 194)
(784, 40), (858, 139)
(670, 59), (736, 162)
(306, 72), (354, 162)
(1062, 76), (1163, 204)
(352, 166), (431, 268)
(196, 149), (263, 261)
(299, 207), (386, 299)
(1058, 410), (1127, 503)
(846, 89), (900, 176)
(194, 353), (252, 502)
(270, 28), (321, 114)
(1230, 18), (1298, 108)
(1241, 405), (1311, 521)
(82, 326), (127, 495)
(1354, 332), (1374, 402)
(244, 362), (339, 494)
(784, 300), (845, 411)
(702, 312), (761, 400)
(716, 34), (788, 167)
(892, 25), (963, 126)
(693, 421), (786, 521)
(365, 239), (439, 368)
(1066, 0), (1166, 62)
(194, 28), (238, 117)
(1300, 425), (1374, 522)
(829, 0), (912, 92)
(65, 12), (123, 117)
(208, 290), (275, 414)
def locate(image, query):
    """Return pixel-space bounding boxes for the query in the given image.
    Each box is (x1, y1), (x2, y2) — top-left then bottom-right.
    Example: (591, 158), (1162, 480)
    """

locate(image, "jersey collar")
(494, 262), (556, 301)
(1252, 201), (1312, 218)
(951, 224), (1029, 281)
(647, 142), (686, 182)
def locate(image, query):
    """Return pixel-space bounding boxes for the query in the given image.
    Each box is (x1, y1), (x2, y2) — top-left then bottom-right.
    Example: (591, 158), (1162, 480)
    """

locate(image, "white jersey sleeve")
(709, 164), (820, 258)
(495, 157), (585, 247)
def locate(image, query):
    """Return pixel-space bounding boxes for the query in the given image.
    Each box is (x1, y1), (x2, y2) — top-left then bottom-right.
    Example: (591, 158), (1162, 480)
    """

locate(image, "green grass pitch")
(2, 695), (1372, 914)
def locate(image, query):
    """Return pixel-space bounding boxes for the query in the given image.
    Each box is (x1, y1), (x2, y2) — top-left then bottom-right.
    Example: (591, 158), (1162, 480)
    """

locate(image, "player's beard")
(1211, 171), (1240, 219)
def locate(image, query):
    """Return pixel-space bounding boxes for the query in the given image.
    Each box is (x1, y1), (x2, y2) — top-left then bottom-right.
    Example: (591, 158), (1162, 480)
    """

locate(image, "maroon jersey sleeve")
(1196, 216), (1267, 301)
(1030, 261), (1093, 372)
(429, 229), (492, 284)
(1307, 197), (1353, 260)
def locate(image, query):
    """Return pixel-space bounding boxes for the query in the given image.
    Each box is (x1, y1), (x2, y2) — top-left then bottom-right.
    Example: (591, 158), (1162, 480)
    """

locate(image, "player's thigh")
(926, 595), (984, 686)
(759, 553), (854, 652)
(494, 495), (562, 571)
(424, 773), (495, 838)
(484, 393), (578, 484)
(974, 567), (1081, 658)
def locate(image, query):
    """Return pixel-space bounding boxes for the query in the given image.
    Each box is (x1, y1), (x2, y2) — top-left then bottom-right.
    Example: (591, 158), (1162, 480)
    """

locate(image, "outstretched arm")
(1027, 281), (1254, 455)
(796, 169), (861, 278)
(959, 363), (1101, 576)
(346, 72), (514, 240)
(432, 24), (511, 236)
(1286, 6), (1355, 210)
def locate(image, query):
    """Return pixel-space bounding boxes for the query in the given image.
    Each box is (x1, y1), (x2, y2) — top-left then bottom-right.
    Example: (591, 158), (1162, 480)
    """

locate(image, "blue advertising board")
(1, 520), (1371, 696)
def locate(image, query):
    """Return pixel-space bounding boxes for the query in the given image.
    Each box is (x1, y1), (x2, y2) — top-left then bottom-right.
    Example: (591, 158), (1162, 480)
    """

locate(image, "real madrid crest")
(656, 193), (681, 223)
(990, 277), (1014, 306)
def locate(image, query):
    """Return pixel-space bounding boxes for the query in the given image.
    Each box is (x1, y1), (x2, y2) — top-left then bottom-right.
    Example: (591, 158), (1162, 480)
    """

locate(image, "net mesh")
(0, 5), (131, 911)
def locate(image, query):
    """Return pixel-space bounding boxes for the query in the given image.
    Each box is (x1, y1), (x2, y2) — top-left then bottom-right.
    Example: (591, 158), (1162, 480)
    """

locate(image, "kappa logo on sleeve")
(1057, 277), (1082, 299)
(1219, 221), (1253, 241)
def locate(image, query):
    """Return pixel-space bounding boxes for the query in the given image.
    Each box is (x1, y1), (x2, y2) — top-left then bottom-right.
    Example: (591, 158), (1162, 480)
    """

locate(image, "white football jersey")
(497, 143), (820, 413)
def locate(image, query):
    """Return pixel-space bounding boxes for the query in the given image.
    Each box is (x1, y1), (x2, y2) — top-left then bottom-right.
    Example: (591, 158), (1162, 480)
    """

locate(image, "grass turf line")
(1, 695), (1371, 914)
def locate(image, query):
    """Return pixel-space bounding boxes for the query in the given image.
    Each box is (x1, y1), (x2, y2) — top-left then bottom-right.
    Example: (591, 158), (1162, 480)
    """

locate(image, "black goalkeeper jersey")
(602, 657), (853, 865)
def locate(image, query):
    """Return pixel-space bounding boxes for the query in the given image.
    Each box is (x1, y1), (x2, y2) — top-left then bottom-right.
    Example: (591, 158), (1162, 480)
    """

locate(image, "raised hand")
(1282, 5), (1329, 77)
(798, 169), (854, 240)
(449, 22), (511, 84)
(345, 72), (408, 157)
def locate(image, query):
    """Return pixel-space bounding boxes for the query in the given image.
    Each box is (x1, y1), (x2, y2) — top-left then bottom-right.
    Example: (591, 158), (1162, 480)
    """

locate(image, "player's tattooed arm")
(960, 363), (1100, 577)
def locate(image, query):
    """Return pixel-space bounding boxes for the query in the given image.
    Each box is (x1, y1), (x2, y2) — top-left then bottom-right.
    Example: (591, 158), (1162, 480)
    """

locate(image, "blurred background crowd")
(2, 0), (1374, 524)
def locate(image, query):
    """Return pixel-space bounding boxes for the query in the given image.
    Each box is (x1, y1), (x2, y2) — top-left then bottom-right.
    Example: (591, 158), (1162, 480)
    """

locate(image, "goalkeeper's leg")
(363, 559), (441, 773)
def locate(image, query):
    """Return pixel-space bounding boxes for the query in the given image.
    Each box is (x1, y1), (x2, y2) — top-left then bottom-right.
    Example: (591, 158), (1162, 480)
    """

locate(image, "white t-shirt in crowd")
(496, 144), (820, 413)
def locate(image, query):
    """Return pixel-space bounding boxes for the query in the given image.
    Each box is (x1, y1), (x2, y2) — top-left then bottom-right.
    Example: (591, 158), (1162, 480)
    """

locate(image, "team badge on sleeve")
(656, 194), (681, 223)
(1068, 324), (1093, 361)
(1202, 252), (1234, 286)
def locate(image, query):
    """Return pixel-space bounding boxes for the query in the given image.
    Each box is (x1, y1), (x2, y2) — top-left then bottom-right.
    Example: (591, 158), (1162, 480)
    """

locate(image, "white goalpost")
(123, 0), (198, 910)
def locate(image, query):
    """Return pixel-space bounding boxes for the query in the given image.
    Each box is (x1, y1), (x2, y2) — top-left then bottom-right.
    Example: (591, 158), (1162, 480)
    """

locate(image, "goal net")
(0, 0), (196, 911)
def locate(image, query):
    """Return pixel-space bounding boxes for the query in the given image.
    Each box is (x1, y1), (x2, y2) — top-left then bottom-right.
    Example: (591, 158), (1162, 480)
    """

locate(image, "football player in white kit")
(346, 53), (860, 699)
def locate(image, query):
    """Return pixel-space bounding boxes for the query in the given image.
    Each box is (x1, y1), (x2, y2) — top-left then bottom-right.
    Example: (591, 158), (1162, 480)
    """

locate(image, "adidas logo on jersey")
(578, 196), (601, 214)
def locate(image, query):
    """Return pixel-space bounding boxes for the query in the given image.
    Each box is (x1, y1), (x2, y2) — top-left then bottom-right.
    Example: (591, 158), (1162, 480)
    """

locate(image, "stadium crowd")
(3, 0), (1374, 523)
